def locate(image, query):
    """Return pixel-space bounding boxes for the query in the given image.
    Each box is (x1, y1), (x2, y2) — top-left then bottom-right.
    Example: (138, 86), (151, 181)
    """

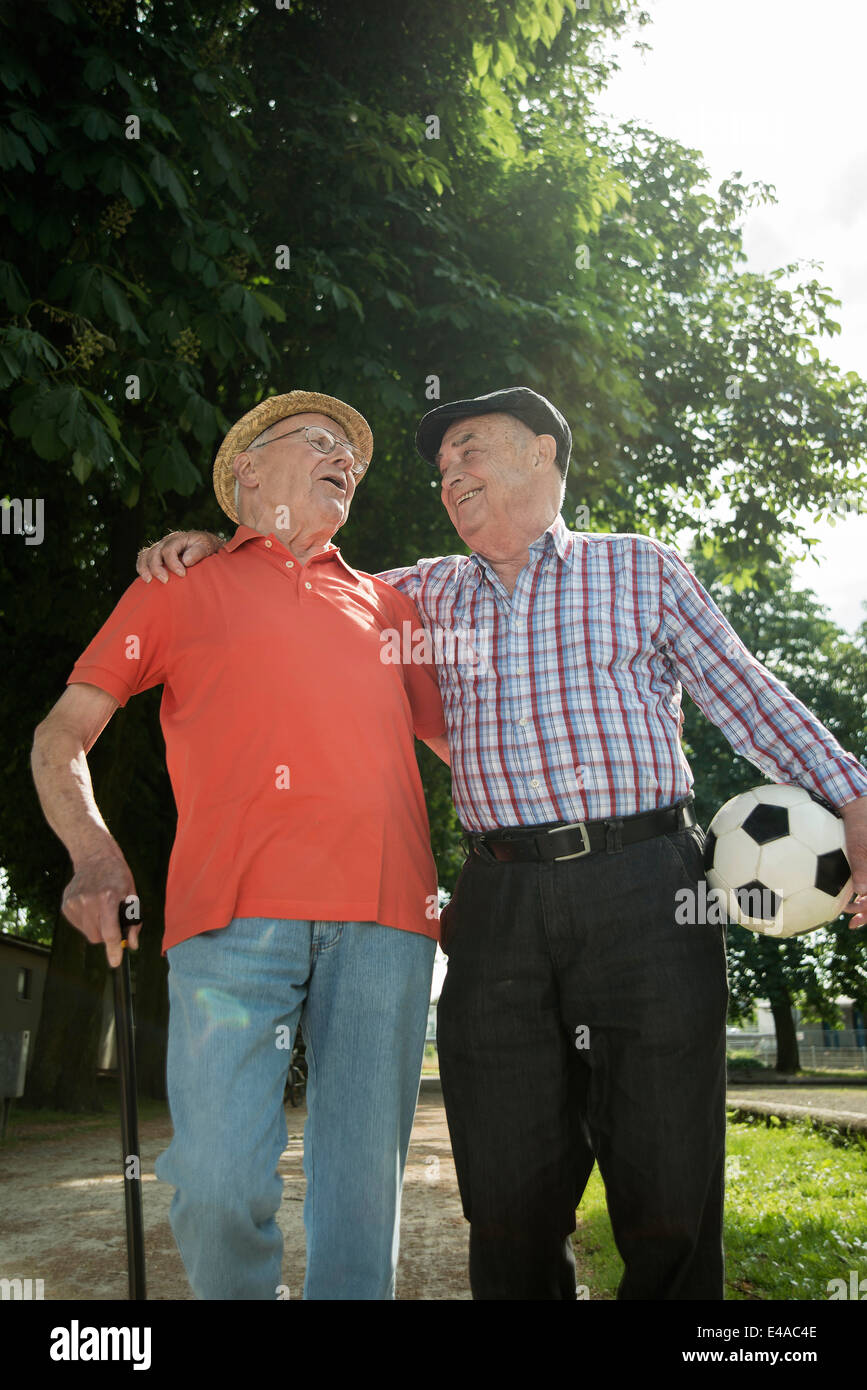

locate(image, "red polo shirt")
(67, 527), (445, 952)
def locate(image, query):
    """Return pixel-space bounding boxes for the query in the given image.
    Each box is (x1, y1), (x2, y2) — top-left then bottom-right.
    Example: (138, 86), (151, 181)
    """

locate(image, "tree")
(1, 0), (280, 1107)
(3, 0), (867, 1106)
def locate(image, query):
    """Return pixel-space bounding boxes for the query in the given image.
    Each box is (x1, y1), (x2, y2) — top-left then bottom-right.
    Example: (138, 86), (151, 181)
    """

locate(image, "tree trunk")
(770, 996), (801, 1074)
(25, 911), (108, 1111)
(757, 935), (801, 1073)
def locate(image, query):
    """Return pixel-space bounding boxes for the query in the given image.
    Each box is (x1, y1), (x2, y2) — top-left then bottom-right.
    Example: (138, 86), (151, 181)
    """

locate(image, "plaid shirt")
(378, 515), (867, 833)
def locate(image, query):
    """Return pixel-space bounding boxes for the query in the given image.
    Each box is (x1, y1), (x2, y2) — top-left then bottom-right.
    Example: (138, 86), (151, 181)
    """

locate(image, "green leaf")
(2, 326), (60, 369)
(209, 134), (236, 172)
(118, 440), (141, 473)
(0, 347), (22, 388)
(145, 440), (201, 496)
(244, 325), (271, 363)
(31, 416), (65, 460)
(204, 228), (232, 255)
(0, 261), (30, 314)
(95, 154), (126, 195)
(119, 162), (145, 206)
(62, 265), (103, 317)
(79, 386), (121, 442)
(239, 290), (263, 329)
(71, 449), (93, 483)
(102, 265), (149, 305)
(82, 107), (117, 141)
(0, 128), (35, 172)
(100, 274), (146, 341)
(37, 212), (68, 249)
(82, 54), (115, 90)
(146, 109), (180, 139)
(114, 66), (142, 102)
(9, 107), (56, 153)
(149, 153), (189, 209)
(251, 291), (286, 323)
(472, 42), (490, 77)
(9, 389), (44, 437)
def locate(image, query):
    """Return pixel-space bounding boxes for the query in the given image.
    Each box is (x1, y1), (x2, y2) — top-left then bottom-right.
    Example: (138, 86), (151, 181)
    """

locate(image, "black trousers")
(436, 823), (729, 1300)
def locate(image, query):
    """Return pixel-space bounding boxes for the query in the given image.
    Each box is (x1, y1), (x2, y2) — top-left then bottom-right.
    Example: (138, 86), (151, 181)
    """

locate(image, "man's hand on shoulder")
(137, 530), (223, 583)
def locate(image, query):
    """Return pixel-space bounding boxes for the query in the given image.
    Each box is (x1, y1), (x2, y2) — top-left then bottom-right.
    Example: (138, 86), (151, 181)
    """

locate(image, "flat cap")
(415, 386), (572, 473)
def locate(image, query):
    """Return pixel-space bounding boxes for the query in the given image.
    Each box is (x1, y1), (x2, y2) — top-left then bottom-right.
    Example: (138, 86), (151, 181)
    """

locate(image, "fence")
(728, 1030), (867, 1071)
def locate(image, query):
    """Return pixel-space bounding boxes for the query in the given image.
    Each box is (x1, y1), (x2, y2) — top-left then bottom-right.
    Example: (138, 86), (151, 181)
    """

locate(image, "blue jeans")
(154, 917), (436, 1300)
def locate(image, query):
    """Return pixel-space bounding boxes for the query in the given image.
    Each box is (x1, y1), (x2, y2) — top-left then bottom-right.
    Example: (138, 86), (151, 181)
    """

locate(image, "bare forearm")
(31, 727), (122, 866)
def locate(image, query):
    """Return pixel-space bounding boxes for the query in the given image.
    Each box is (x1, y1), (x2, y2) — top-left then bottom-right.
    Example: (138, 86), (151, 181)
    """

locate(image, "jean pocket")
(661, 826), (706, 882)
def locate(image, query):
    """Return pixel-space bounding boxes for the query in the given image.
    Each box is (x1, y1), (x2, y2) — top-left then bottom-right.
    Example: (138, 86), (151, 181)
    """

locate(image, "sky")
(597, 0), (866, 635)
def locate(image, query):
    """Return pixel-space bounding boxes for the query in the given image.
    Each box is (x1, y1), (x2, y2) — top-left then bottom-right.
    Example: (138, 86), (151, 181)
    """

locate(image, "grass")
(2, 1076), (169, 1145)
(571, 1115), (867, 1299)
(3, 1097), (169, 1144)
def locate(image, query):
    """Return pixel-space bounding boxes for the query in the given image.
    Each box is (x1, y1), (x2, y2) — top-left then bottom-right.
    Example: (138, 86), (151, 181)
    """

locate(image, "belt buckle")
(549, 820), (592, 861)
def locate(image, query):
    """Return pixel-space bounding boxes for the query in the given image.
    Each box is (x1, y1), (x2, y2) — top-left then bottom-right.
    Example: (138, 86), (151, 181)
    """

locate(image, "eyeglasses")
(249, 424), (369, 478)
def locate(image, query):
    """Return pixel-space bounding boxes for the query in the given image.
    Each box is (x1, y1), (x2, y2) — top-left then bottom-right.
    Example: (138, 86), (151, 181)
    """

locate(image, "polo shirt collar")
(225, 525), (361, 579)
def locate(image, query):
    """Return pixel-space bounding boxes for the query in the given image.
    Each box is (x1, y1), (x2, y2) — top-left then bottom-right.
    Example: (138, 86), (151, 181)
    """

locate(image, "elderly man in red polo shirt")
(31, 390), (448, 1301)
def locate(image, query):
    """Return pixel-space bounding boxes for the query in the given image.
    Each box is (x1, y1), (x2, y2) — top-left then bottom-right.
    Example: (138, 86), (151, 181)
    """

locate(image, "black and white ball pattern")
(703, 785), (853, 937)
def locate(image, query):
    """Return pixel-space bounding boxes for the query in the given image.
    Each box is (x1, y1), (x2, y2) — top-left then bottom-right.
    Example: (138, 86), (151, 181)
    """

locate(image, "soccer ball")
(703, 785), (853, 938)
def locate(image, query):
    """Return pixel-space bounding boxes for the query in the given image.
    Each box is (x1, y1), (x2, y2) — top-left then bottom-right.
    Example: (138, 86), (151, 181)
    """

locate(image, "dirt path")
(0, 1085), (471, 1301)
(727, 1086), (867, 1115)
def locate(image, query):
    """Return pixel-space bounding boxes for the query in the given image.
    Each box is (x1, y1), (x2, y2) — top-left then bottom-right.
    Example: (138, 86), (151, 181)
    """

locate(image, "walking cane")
(113, 898), (146, 1300)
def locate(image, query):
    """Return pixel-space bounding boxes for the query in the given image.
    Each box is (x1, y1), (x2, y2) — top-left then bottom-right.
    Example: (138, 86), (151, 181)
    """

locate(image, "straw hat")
(212, 390), (374, 523)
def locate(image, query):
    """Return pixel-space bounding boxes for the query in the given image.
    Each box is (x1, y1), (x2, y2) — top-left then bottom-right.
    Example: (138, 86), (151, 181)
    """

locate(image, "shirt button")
(304, 581), (312, 590)
(265, 539), (272, 548)
(516, 667), (525, 676)
(530, 778), (540, 789)
(285, 560), (294, 568)
(518, 717), (528, 726)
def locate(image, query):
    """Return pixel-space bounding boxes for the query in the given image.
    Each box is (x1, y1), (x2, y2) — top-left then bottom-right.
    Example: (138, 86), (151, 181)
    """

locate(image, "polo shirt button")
(304, 581), (312, 590)
(265, 539), (272, 548)
(285, 560), (293, 568)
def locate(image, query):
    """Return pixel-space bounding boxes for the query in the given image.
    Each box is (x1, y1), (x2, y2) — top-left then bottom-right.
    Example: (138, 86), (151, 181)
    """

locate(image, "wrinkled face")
(436, 412), (553, 546)
(236, 412), (361, 534)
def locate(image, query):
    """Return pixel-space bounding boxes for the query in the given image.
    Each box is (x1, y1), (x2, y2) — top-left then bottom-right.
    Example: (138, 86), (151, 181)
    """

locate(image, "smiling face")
(232, 412), (360, 541)
(436, 412), (563, 555)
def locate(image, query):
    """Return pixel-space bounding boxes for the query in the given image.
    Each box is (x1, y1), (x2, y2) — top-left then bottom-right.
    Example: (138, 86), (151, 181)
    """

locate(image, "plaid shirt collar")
(467, 512), (577, 587)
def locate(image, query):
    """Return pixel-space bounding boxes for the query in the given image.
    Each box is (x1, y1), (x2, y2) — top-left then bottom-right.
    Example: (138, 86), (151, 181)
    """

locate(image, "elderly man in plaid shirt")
(138, 386), (867, 1302)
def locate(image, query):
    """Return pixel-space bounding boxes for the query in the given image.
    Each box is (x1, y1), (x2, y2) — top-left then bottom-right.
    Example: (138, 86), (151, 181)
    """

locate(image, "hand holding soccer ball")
(703, 785), (857, 938)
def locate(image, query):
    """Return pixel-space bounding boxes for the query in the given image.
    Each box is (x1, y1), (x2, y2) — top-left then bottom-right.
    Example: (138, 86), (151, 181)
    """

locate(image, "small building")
(0, 932), (121, 1076)
(0, 934), (50, 1074)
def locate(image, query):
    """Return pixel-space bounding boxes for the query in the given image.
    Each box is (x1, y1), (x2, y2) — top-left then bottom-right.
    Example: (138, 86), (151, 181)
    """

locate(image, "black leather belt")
(465, 797), (696, 863)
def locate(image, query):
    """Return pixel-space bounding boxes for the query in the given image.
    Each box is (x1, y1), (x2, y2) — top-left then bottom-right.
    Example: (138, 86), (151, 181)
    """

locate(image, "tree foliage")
(682, 550), (867, 1068)
(2, 0), (865, 1103)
